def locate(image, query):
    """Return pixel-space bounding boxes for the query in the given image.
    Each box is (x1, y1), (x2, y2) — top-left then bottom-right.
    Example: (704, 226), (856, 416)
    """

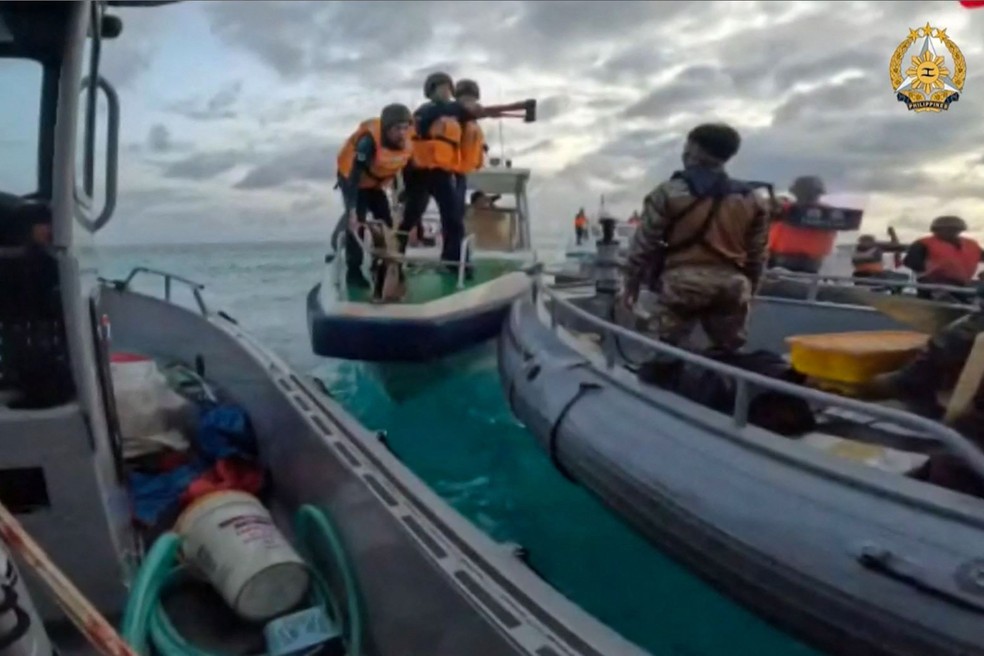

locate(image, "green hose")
(121, 504), (363, 656)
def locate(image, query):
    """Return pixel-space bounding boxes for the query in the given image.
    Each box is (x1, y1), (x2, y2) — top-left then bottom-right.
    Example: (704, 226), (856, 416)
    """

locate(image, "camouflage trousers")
(646, 265), (752, 351)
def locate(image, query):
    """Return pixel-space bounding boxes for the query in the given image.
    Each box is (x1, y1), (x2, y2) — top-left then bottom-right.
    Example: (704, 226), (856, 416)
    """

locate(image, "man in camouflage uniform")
(621, 123), (768, 353)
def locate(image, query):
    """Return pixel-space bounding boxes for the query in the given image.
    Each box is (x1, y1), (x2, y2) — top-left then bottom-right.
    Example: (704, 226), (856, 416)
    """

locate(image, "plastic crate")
(786, 331), (928, 384)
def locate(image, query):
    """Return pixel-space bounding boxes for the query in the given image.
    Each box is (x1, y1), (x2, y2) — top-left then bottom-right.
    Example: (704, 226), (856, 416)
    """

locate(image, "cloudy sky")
(5, 0), (984, 245)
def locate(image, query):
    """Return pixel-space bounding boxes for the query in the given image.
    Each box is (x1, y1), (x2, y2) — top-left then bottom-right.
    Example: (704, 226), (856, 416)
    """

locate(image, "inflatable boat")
(308, 167), (536, 362)
(499, 275), (984, 656)
(0, 4), (645, 654)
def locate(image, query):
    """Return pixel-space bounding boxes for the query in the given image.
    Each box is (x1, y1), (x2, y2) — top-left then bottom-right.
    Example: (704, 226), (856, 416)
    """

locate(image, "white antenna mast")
(498, 119), (505, 162)
(497, 84), (505, 163)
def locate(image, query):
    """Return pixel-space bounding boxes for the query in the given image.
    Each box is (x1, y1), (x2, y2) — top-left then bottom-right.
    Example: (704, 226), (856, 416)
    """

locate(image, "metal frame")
(105, 266), (209, 316)
(764, 270), (979, 305)
(336, 224), (495, 297)
(536, 277), (984, 480)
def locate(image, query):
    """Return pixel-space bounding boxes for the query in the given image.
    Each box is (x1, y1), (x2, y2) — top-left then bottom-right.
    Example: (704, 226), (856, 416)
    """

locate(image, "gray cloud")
(108, 0), (984, 242)
(234, 141), (339, 190)
(623, 66), (734, 118)
(102, 47), (153, 89)
(101, 5), (179, 88)
(512, 139), (556, 158)
(204, 1), (443, 82)
(147, 124), (172, 153)
(536, 96), (570, 122)
(168, 81), (243, 121)
(161, 151), (243, 180)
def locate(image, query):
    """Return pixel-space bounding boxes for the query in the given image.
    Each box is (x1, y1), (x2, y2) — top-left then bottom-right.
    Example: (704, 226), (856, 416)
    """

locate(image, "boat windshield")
(0, 57), (42, 197)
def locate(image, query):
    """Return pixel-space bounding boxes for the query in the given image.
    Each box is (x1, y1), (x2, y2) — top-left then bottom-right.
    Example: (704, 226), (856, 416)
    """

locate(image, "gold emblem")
(889, 22), (966, 113)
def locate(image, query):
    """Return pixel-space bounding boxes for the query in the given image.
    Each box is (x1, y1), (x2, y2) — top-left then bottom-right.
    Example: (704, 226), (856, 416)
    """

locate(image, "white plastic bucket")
(176, 491), (310, 622)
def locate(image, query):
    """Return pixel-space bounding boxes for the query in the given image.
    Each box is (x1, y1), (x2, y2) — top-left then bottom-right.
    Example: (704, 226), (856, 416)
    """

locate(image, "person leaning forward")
(335, 103), (413, 282)
(401, 72), (485, 269)
(621, 122), (768, 354)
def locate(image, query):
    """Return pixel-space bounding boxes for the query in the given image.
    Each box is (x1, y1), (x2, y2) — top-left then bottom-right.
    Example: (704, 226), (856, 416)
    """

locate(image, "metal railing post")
(533, 276), (984, 479)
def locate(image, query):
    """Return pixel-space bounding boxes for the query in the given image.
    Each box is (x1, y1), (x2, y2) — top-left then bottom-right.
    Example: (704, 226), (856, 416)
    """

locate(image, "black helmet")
(454, 78), (480, 100)
(790, 175), (826, 197)
(423, 72), (453, 98)
(380, 103), (411, 130)
(931, 215), (967, 232)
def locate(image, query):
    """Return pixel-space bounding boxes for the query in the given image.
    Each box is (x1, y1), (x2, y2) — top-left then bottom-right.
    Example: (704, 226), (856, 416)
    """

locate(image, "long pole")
(0, 500), (138, 656)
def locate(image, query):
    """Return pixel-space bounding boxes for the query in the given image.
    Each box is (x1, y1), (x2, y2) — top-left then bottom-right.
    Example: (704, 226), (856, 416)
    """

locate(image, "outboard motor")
(0, 544), (56, 656)
(595, 216), (620, 295)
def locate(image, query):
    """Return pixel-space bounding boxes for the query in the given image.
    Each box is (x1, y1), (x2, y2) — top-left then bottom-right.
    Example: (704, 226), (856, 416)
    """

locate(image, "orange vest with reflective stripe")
(336, 119), (412, 189)
(768, 203), (837, 261)
(455, 121), (485, 174)
(411, 114), (462, 171)
(917, 235), (981, 284)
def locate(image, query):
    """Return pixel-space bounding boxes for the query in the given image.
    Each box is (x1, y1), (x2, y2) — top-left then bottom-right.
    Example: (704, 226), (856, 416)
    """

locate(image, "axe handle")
(888, 226), (903, 267)
(0, 500), (139, 655)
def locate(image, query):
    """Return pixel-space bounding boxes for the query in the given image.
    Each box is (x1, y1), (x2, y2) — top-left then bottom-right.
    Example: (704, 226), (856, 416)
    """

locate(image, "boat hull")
(97, 284), (644, 656)
(307, 272), (531, 362)
(499, 292), (984, 656)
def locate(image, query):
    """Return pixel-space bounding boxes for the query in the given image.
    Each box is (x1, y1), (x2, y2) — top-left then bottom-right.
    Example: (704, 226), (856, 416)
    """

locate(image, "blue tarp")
(128, 403), (257, 526)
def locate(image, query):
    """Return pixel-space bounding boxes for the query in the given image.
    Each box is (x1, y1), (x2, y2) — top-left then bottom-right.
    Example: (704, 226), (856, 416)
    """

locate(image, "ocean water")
(101, 241), (817, 656)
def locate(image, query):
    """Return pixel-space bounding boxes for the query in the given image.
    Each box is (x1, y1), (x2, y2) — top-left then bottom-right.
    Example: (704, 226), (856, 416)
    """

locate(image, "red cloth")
(960, 1), (984, 7)
(181, 458), (265, 506)
(111, 352), (151, 363)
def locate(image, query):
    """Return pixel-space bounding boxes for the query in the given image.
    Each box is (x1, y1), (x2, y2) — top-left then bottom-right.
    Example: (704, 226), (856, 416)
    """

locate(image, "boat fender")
(548, 382), (603, 483)
(0, 546), (56, 656)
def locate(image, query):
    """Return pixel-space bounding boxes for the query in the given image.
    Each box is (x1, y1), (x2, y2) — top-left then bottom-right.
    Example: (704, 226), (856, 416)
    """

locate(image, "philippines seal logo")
(889, 22), (966, 113)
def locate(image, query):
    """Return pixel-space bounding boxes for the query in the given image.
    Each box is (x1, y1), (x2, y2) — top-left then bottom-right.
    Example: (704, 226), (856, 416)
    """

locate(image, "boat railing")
(106, 267), (209, 316)
(536, 279), (984, 480)
(457, 235), (474, 289)
(765, 270), (979, 305)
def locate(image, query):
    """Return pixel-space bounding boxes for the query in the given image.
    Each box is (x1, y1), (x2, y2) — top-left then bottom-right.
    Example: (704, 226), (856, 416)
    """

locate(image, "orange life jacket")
(336, 118), (412, 189)
(455, 121), (485, 174)
(768, 203), (837, 261)
(851, 246), (885, 274)
(411, 113), (462, 171)
(917, 235), (982, 284)
(574, 214), (587, 229)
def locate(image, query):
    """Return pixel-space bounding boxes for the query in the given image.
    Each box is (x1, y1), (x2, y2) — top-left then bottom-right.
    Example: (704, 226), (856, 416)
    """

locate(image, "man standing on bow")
(621, 123), (768, 354)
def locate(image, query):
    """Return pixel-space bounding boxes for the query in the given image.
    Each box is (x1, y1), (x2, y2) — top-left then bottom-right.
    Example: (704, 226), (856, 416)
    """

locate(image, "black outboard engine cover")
(595, 216), (620, 295)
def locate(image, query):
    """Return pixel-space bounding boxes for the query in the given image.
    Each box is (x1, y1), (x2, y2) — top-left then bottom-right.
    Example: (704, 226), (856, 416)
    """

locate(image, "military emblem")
(889, 22), (966, 112)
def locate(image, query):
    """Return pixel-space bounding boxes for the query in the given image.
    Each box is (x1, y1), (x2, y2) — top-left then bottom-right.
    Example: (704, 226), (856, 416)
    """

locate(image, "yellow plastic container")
(786, 331), (929, 385)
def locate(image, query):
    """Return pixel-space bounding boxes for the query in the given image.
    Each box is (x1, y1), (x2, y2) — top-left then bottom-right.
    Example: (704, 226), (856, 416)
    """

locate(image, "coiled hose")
(121, 504), (363, 656)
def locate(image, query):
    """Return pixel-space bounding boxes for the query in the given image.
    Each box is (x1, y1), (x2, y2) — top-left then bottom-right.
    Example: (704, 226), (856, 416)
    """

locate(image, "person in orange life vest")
(767, 175), (837, 274)
(402, 72), (484, 270)
(903, 215), (984, 297)
(574, 208), (588, 245)
(851, 233), (907, 278)
(452, 79), (489, 220)
(335, 103), (413, 283)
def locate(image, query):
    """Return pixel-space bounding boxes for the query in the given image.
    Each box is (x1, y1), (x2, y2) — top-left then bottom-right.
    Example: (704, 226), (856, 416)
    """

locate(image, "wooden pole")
(0, 500), (138, 656)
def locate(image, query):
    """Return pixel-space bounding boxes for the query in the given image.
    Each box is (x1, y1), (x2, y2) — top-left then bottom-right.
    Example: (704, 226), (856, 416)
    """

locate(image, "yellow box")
(786, 331), (929, 385)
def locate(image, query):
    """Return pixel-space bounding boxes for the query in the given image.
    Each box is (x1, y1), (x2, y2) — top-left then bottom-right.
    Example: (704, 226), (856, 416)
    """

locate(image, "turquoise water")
(104, 242), (818, 656)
